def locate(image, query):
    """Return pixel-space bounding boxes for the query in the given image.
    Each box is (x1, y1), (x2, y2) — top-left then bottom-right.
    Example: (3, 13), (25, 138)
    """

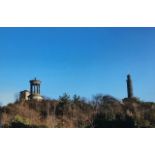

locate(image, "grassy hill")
(0, 94), (155, 128)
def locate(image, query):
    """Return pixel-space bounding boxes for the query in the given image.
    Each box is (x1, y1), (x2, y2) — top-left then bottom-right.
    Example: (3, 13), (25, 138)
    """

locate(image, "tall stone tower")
(29, 78), (43, 101)
(127, 74), (133, 99)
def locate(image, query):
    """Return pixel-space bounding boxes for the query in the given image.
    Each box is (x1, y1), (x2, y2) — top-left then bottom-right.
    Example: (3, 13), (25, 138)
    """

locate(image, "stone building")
(20, 90), (30, 101)
(29, 78), (43, 101)
(20, 78), (43, 101)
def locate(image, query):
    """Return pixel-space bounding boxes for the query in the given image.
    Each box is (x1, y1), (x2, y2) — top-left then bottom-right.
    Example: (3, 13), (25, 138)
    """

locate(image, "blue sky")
(0, 27), (155, 104)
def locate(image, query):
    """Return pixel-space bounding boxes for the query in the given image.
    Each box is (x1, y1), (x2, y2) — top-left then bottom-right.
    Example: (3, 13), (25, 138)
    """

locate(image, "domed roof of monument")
(30, 77), (41, 84)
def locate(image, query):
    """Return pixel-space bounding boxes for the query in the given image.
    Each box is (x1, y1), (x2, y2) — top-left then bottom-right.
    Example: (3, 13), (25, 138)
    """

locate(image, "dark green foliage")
(92, 113), (135, 128)
(56, 93), (71, 116)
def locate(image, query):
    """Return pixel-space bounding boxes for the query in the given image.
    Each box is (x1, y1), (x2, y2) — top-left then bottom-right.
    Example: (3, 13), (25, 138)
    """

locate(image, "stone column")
(38, 85), (40, 94)
(127, 74), (133, 98)
(37, 85), (39, 94)
(32, 85), (33, 94)
(36, 85), (38, 94)
(30, 84), (32, 94)
(34, 85), (37, 94)
(33, 85), (34, 94)
(34, 85), (36, 94)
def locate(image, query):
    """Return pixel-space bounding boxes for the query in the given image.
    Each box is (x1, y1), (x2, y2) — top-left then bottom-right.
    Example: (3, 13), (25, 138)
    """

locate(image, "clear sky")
(0, 27), (155, 104)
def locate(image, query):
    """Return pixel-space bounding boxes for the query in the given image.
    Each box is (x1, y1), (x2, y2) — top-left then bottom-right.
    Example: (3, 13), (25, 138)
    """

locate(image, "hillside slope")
(0, 94), (155, 128)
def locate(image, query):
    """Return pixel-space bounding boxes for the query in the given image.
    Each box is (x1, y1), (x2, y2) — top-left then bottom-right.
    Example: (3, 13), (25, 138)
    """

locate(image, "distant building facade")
(20, 78), (43, 101)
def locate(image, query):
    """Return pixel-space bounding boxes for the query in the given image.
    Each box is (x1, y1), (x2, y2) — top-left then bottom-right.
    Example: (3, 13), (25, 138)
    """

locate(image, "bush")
(9, 115), (31, 128)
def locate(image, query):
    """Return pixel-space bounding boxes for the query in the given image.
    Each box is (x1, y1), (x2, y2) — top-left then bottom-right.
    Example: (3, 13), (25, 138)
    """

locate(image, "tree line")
(0, 93), (155, 128)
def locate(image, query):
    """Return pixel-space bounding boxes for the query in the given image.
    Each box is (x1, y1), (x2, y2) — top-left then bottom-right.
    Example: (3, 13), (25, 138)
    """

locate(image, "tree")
(73, 94), (81, 104)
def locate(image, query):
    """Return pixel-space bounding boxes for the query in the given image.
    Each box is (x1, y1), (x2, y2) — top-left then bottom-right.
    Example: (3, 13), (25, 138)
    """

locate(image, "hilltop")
(0, 93), (155, 128)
